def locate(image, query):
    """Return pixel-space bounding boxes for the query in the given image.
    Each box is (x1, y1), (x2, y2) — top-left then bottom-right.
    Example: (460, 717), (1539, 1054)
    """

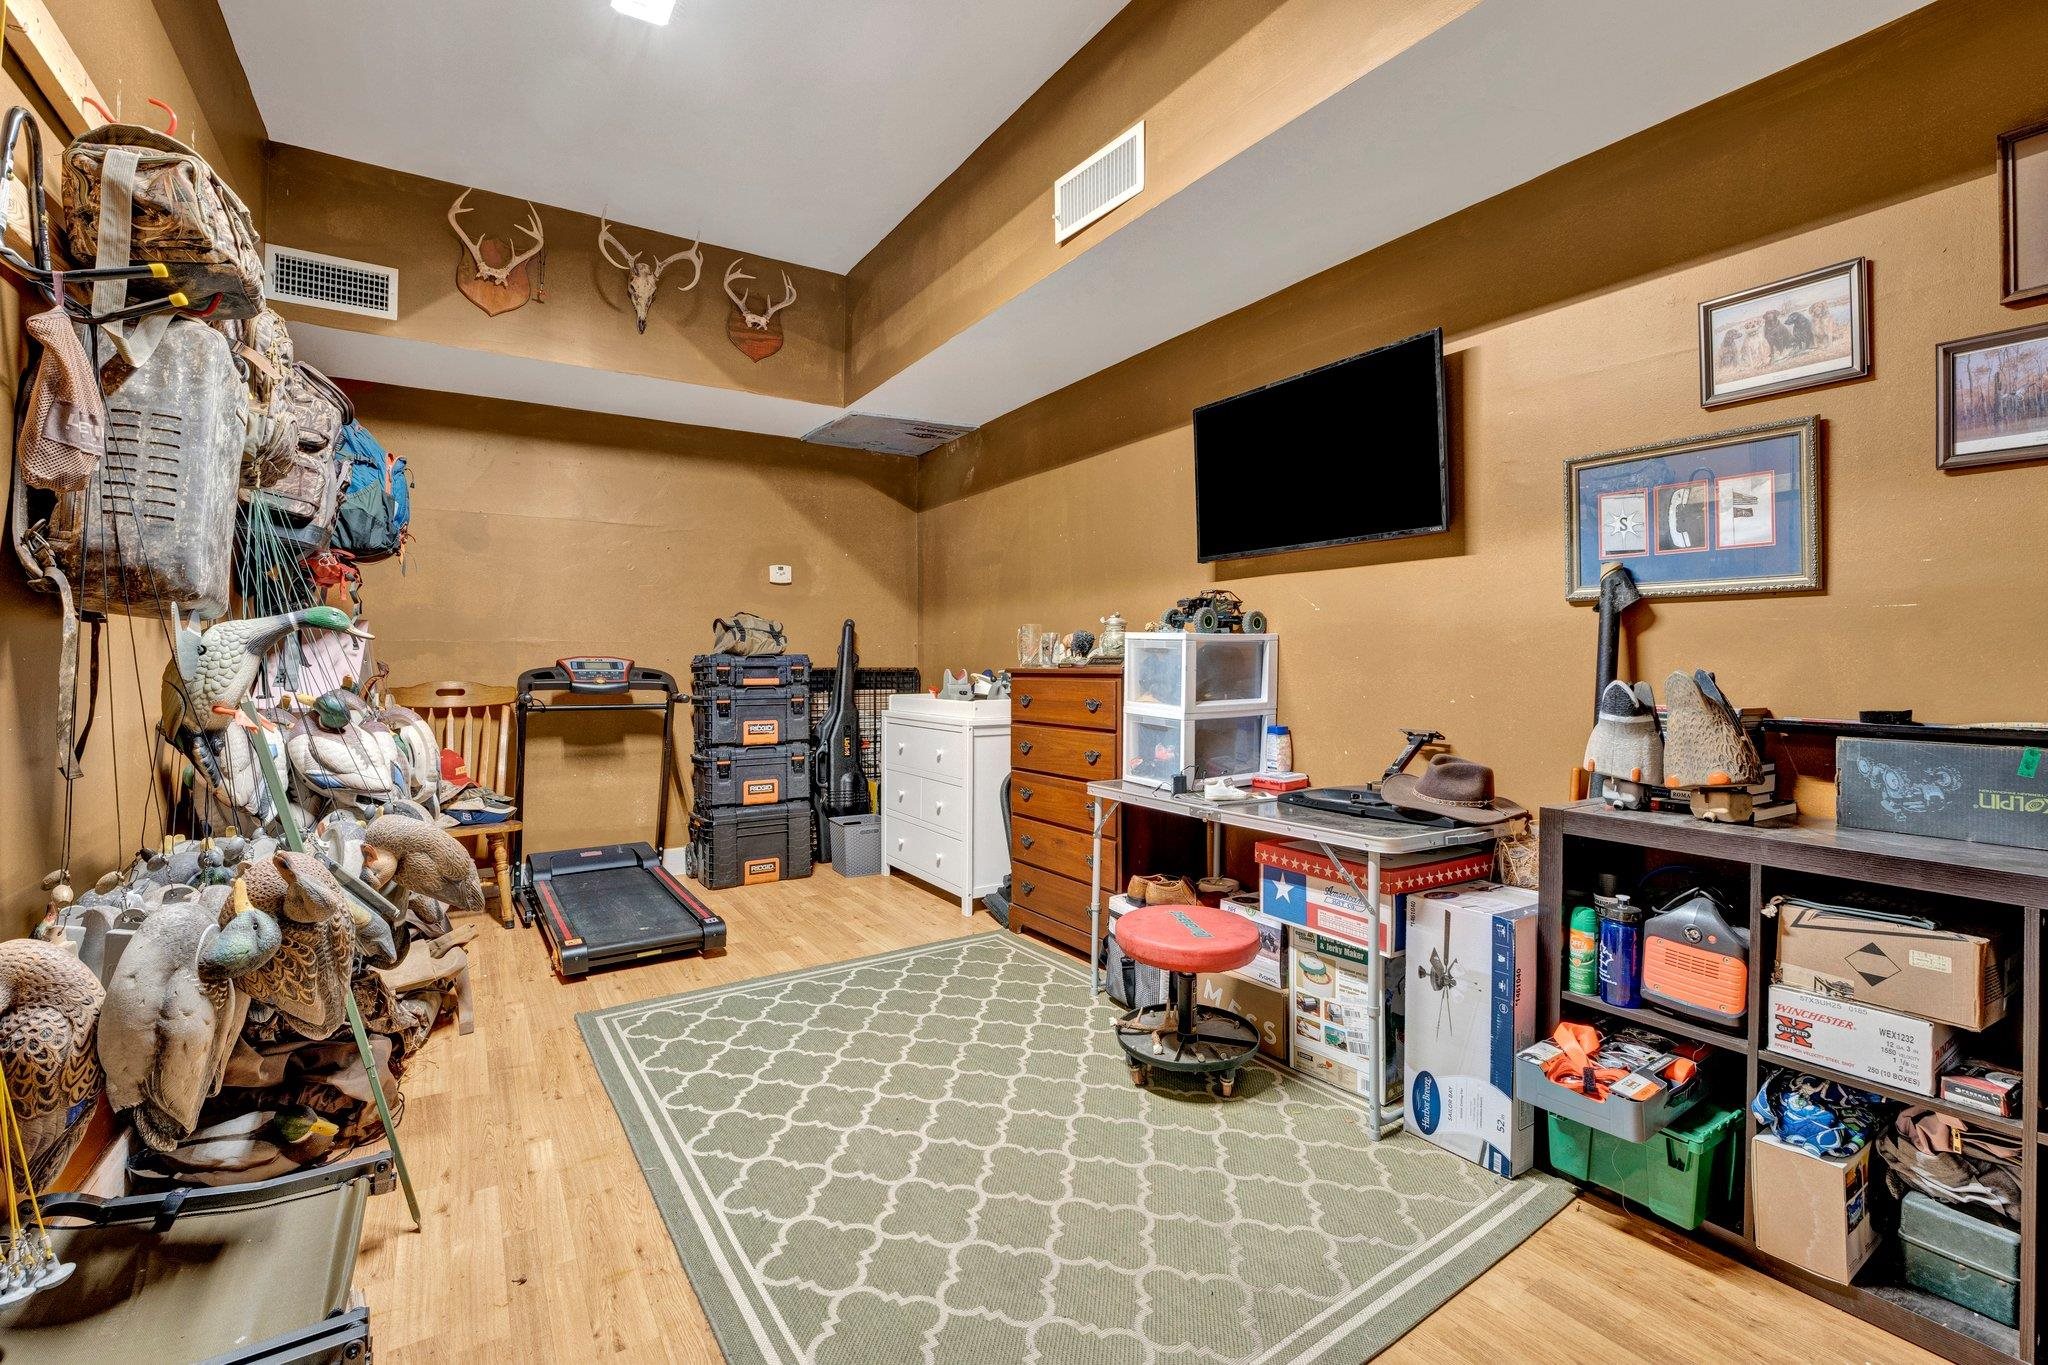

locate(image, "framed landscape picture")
(1698, 258), (1868, 408)
(2000, 117), (2048, 305)
(1565, 416), (1820, 602)
(1938, 321), (2048, 470)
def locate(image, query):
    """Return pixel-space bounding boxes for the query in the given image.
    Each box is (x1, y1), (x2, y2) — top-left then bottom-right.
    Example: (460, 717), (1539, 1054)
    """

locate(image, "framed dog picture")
(1937, 321), (2048, 470)
(1564, 416), (1820, 602)
(1697, 259), (1868, 408)
(2000, 117), (2048, 305)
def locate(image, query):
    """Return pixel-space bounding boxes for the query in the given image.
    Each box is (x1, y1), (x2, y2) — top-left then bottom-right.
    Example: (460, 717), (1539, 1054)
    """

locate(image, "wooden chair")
(388, 680), (521, 926)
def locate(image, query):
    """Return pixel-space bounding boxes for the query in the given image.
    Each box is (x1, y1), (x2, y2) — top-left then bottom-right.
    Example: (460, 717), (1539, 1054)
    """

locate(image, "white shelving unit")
(1121, 632), (1277, 787)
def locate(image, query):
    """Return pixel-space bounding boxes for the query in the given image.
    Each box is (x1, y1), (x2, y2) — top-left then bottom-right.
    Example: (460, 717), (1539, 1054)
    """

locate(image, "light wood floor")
(357, 868), (1933, 1363)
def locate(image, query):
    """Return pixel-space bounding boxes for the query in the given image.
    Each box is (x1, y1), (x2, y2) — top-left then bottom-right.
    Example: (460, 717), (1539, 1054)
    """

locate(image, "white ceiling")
(218, 0), (1124, 273)
(279, 0), (1931, 449)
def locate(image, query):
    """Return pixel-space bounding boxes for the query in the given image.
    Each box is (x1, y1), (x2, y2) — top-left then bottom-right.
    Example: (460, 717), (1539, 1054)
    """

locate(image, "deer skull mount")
(448, 188), (547, 316)
(723, 258), (797, 362)
(598, 218), (703, 333)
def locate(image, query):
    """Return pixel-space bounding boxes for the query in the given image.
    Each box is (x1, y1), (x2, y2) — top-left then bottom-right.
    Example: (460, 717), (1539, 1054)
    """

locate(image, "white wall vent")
(1054, 122), (1144, 243)
(265, 245), (399, 320)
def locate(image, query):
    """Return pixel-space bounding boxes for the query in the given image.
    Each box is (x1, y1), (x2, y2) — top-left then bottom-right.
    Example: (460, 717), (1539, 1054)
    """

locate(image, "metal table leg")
(1088, 797), (1118, 995)
(1312, 840), (1400, 1139)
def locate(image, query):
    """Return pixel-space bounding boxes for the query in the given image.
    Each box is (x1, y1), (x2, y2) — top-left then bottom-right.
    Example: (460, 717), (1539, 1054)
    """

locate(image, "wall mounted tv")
(1192, 328), (1449, 562)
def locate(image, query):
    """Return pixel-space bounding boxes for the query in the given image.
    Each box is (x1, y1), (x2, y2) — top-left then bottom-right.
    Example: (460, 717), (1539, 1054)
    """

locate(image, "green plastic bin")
(1547, 1103), (1744, 1230)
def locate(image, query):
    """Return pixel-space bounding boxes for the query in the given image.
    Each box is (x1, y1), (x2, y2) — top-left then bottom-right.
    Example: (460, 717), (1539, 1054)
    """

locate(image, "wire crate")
(806, 667), (922, 785)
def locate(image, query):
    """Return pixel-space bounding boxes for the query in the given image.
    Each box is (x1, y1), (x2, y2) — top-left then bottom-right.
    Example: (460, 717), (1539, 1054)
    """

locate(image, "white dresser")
(879, 696), (1011, 915)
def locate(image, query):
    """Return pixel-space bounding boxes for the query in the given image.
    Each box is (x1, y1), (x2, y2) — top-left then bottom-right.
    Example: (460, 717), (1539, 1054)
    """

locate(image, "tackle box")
(1899, 1190), (2021, 1328)
(690, 652), (811, 689)
(691, 683), (811, 748)
(691, 743), (808, 809)
(689, 801), (814, 889)
(1546, 1102), (1743, 1230)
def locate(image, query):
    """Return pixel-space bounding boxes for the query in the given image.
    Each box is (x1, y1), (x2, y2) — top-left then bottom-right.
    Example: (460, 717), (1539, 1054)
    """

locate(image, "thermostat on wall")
(769, 564), (793, 585)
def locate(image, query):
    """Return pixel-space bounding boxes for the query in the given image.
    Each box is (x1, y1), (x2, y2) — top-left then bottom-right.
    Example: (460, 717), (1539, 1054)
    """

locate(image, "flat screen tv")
(1192, 327), (1449, 562)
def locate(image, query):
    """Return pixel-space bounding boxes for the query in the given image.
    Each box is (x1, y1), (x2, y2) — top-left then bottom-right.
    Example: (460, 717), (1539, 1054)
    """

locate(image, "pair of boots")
(1585, 670), (1760, 790)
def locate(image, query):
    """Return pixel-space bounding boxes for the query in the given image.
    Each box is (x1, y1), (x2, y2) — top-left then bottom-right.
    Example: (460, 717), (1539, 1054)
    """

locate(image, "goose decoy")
(0, 940), (106, 1186)
(160, 606), (373, 743)
(1663, 669), (1762, 789)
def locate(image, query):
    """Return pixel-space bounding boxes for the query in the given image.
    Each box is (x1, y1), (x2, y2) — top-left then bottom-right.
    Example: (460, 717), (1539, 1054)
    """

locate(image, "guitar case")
(812, 618), (870, 860)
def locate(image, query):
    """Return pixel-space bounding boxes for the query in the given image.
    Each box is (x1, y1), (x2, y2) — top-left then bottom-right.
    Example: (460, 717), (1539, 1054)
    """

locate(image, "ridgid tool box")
(689, 801), (814, 889)
(691, 683), (811, 748)
(690, 652), (811, 689)
(691, 743), (807, 808)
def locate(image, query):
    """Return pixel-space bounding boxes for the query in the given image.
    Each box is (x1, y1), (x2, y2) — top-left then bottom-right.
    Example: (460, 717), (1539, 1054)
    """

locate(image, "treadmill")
(513, 658), (726, 977)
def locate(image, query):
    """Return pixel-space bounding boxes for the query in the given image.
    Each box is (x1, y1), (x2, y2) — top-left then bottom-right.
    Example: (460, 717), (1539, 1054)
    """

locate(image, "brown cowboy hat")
(1380, 755), (1527, 826)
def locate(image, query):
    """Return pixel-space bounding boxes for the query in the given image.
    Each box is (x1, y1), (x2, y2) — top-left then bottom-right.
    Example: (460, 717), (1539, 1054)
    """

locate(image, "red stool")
(1112, 904), (1262, 1096)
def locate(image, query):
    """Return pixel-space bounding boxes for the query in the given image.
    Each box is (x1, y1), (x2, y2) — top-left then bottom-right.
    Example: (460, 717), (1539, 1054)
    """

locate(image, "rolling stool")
(1112, 904), (1262, 1096)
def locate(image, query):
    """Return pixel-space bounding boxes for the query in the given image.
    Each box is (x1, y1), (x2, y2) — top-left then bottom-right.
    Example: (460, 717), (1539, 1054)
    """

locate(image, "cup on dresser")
(1018, 624), (1042, 667)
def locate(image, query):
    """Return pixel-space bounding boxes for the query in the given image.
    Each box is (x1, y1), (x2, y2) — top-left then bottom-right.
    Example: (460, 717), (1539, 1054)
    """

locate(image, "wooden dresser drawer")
(1011, 815), (1104, 883)
(1011, 864), (1095, 933)
(1012, 723), (1114, 781)
(1011, 673), (1120, 730)
(1010, 772), (1115, 838)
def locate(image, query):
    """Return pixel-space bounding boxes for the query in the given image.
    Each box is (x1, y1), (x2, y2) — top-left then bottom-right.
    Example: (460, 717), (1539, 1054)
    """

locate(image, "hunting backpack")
(331, 420), (411, 562)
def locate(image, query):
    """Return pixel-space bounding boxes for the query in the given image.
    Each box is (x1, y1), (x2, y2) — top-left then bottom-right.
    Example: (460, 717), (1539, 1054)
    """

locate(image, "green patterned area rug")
(580, 932), (1569, 1364)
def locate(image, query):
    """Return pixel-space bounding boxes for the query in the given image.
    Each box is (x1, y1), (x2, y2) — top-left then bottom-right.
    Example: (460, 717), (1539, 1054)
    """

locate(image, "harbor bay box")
(1403, 882), (1540, 1175)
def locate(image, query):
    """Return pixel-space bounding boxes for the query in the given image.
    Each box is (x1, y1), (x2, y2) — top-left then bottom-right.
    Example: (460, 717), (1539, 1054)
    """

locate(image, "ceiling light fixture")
(611, 0), (675, 25)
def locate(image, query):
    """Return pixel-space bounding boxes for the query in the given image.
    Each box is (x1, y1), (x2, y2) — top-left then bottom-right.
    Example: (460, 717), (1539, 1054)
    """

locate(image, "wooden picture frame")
(2000, 116), (2048, 305)
(1698, 259), (1868, 408)
(1564, 416), (1820, 602)
(1937, 320), (2048, 470)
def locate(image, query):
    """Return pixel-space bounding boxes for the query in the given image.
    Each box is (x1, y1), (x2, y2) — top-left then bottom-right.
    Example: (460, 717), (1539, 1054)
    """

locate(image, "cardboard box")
(1213, 897), (1287, 989)
(1288, 930), (1405, 1103)
(1402, 882), (1540, 1176)
(1752, 1134), (1877, 1284)
(1767, 984), (1960, 1096)
(1837, 737), (2048, 854)
(1772, 897), (2012, 1030)
(1195, 972), (1289, 1063)
(1255, 841), (1494, 949)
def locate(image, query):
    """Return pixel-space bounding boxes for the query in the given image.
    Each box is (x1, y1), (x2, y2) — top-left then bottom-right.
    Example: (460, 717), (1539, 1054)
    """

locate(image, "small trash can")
(828, 814), (882, 877)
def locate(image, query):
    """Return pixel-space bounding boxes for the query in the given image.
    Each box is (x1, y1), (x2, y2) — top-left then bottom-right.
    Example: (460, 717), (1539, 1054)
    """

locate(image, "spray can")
(1567, 904), (1600, 995)
(1598, 895), (1643, 1008)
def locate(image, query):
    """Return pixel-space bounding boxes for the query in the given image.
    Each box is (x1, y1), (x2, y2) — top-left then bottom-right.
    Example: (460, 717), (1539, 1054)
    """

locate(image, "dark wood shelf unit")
(1539, 801), (2048, 1364)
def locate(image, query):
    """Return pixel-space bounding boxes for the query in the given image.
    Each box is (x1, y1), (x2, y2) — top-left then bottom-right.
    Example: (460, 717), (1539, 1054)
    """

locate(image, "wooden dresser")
(1006, 666), (1200, 953)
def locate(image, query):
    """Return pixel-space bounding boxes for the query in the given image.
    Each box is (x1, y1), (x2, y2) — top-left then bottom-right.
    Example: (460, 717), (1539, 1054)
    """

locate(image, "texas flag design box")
(1255, 840), (1494, 952)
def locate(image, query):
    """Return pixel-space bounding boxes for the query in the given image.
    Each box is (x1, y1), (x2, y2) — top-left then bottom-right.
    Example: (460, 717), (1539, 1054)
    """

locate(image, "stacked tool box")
(687, 653), (814, 889)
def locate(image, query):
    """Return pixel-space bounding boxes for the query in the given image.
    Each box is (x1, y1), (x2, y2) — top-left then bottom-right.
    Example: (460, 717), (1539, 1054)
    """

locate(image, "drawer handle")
(1019, 694), (1032, 708)
(1019, 741), (1034, 755)
(1084, 749), (1101, 765)
(1020, 881), (1035, 896)
(934, 852), (944, 865)
(1018, 786), (1033, 801)
(935, 748), (946, 762)
(934, 801), (945, 815)
(1085, 697), (1101, 713)
(1020, 834), (1035, 849)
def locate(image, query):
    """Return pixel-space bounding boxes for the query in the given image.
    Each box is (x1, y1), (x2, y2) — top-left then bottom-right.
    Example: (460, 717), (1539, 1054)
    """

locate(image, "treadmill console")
(556, 655), (633, 693)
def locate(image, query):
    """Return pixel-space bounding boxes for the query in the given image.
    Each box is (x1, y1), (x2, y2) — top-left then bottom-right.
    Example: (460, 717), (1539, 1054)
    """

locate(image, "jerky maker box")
(1836, 737), (2048, 853)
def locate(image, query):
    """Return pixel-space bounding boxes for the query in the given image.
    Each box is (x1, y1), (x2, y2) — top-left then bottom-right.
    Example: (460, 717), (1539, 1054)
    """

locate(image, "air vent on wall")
(1054, 122), (1144, 243)
(802, 413), (976, 457)
(265, 245), (399, 319)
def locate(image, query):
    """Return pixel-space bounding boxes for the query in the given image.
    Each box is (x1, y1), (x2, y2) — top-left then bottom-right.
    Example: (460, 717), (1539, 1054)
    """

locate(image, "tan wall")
(347, 385), (919, 853)
(0, 2), (266, 937)
(916, 0), (2048, 809)
(846, 0), (1476, 400)
(264, 147), (847, 408)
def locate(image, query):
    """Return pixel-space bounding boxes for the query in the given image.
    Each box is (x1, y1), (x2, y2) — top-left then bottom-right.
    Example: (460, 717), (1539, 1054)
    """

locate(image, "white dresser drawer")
(887, 718), (964, 781)
(884, 771), (922, 822)
(919, 777), (965, 834)
(890, 820), (963, 888)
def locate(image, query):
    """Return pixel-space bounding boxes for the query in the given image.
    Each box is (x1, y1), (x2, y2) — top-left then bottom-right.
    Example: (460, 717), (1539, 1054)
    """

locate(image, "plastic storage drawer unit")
(689, 801), (814, 889)
(1547, 1103), (1743, 1230)
(1899, 1190), (2021, 1327)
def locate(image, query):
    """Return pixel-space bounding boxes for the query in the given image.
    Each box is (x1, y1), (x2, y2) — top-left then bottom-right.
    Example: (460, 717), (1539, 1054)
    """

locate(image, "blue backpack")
(331, 421), (411, 562)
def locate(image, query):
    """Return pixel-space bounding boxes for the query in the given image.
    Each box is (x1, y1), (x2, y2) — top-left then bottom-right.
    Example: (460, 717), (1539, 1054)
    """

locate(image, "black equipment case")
(691, 683), (810, 748)
(692, 742), (807, 808)
(690, 652), (811, 690)
(689, 801), (814, 889)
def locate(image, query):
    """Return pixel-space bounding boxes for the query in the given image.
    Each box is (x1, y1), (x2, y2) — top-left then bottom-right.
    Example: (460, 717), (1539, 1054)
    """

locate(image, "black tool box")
(691, 683), (811, 748)
(692, 743), (808, 808)
(689, 801), (814, 888)
(690, 653), (811, 690)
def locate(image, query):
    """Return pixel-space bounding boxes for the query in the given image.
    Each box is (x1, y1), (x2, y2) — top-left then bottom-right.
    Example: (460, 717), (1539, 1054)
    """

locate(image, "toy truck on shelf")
(1160, 590), (1267, 634)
